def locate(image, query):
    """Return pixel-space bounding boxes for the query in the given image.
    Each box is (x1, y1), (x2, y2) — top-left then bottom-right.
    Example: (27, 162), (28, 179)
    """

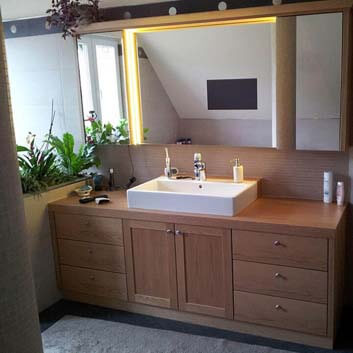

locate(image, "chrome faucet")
(194, 153), (206, 181)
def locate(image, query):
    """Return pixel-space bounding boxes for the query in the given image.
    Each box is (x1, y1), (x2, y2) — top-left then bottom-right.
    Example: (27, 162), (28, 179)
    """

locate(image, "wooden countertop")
(49, 191), (347, 238)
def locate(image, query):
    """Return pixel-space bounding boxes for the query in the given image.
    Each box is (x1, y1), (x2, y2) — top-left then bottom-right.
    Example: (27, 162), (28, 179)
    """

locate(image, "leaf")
(17, 145), (31, 152)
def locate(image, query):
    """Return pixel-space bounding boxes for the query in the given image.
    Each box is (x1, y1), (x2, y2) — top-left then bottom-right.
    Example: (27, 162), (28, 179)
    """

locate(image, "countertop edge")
(48, 192), (346, 239)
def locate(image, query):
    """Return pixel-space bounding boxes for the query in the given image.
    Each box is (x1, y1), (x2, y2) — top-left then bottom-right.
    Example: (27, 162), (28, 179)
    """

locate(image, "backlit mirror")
(136, 21), (276, 147)
(76, 13), (344, 151)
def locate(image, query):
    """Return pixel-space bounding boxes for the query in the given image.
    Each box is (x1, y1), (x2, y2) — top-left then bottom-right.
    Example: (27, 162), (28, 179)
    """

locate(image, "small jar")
(336, 181), (345, 206)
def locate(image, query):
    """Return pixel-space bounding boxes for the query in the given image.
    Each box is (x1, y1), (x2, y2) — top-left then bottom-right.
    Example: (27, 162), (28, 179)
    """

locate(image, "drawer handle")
(166, 229), (173, 235)
(274, 240), (281, 246)
(175, 230), (183, 236)
(275, 304), (282, 310)
(274, 272), (281, 278)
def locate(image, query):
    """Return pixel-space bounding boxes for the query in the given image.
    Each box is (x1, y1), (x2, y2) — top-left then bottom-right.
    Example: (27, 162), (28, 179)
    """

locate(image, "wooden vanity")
(48, 192), (346, 348)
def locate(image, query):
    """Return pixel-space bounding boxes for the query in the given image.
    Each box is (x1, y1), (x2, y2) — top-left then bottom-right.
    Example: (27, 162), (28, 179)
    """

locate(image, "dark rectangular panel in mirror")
(207, 79), (258, 110)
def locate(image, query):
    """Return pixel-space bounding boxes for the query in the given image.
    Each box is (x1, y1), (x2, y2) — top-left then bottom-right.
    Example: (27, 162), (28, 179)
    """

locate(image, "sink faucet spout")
(194, 153), (206, 181)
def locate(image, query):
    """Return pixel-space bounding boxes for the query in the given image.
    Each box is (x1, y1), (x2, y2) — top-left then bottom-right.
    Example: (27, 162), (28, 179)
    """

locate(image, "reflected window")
(78, 36), (124, 127)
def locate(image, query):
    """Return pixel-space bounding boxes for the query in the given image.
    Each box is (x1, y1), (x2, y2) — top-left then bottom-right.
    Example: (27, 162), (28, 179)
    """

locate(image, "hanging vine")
(46, 0), (101, 39)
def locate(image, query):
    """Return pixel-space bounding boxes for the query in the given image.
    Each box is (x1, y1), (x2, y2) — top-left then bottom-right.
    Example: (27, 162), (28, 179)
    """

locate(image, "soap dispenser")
(231, 158), (244, 183)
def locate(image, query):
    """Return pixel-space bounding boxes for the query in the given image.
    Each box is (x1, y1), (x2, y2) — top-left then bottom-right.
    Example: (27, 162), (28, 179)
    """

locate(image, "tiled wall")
(96, 144), (349, 200)
(5, 34), (84, 147)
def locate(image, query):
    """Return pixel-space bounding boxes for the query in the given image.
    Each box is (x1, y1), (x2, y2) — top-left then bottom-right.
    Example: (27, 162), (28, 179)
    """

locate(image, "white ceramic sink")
(127, 177), (258, 216)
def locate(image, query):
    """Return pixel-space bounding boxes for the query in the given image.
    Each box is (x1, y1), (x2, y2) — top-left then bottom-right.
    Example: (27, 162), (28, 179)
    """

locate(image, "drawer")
(61, 265), (127, 300)
(234, 291), (327, 336)
(58, 239), (125, 273)
(232, 230), (327, 271)
(233, 260), (327, 303)
(55, 213), (123, 246)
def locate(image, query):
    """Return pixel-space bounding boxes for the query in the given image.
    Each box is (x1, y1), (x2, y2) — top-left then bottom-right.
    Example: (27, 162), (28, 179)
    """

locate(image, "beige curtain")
(0, 11), (44, 353)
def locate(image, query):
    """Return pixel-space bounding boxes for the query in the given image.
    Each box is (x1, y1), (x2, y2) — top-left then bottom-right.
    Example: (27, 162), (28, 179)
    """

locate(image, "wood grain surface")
(49, 191), (346, 238)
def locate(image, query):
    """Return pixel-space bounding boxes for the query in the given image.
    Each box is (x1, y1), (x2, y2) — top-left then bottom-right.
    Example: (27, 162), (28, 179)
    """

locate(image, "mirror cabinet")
(77, 2), (352, 151)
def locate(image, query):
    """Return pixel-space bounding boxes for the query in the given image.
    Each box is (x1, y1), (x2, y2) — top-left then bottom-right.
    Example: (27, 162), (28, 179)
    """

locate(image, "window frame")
(77, 34), (124, 127)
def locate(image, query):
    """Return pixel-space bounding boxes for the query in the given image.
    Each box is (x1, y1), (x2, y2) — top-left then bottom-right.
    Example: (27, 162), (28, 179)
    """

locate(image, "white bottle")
(336, 181), (345, 206)
(232, 158), (244, 183)
(323, 171), (333, 204)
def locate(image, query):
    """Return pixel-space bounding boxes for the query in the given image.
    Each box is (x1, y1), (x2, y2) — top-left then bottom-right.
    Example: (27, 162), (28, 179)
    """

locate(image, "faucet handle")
(194, 152), (202, 162)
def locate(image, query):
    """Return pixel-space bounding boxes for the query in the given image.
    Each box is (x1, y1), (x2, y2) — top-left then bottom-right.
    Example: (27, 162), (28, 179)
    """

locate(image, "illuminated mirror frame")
(77, 0), (352, 150)
(122, 17), (276, 145)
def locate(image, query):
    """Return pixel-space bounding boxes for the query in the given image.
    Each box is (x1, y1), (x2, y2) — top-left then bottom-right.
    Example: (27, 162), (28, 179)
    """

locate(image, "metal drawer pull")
(275, 304), (282, 310)
(274, 240), (281, 246)
(166, 229), (173, 234)
(274, 272), (281, 278)
(175, 230), (183, 236)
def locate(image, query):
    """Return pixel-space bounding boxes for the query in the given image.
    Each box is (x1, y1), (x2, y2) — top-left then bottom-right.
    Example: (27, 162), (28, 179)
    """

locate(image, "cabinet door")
(175, 224), (233, 319)
(123, 220), (178, 309)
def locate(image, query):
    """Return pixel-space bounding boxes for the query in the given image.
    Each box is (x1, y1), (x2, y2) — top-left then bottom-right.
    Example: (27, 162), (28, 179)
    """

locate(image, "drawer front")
(232, 230), (327, 271)
(233, 260), (327, 303)
(58, 239), (125, 273)
(61, 265), (127, 300)
(56, 213), (123, 246)
(234, 291), (327, 336)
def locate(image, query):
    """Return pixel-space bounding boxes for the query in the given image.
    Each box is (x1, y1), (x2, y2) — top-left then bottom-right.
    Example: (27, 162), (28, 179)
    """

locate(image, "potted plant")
(46, 0), (101, 39)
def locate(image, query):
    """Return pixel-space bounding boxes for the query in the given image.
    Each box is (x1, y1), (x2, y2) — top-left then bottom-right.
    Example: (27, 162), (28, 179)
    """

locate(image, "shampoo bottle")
(323, 171), (333, 204)
(232, 158), (244, 183)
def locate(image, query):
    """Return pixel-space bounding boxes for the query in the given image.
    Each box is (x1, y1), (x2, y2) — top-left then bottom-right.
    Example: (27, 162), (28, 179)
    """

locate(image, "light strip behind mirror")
(122, 16), (276, 145)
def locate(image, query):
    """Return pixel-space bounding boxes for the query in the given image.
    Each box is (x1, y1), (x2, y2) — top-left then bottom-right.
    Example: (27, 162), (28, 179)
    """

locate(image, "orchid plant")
(17, 133), (68, 194)
(17, 102), (100, 194)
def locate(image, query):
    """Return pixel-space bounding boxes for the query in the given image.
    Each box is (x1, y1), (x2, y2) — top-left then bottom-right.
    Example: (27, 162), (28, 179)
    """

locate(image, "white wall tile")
(5, 33), (84, 148)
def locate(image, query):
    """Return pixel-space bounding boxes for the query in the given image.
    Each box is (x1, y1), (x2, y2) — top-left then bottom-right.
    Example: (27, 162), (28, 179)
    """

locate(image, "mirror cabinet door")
(296, 13), (343, 151)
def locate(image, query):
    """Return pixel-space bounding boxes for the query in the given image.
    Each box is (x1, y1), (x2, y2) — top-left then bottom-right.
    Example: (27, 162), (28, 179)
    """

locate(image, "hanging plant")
(46, 0), (101, 39)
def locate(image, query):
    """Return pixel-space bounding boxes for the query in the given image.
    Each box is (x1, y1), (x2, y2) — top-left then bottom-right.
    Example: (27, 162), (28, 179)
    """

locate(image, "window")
(78, 36), (124, 127)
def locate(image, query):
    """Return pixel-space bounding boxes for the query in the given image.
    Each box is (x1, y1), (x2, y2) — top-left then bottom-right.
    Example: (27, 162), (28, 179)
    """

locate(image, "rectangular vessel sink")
(127, 177), (258, 216)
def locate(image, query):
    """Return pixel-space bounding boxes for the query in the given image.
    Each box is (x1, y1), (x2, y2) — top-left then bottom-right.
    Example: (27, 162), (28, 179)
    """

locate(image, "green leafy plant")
(85, 116), (149, 145)
(17, 134), (67, 194)
(115, 118), (130, 144)
(85, 119), (115, 145)
(48, 132), (100, 177)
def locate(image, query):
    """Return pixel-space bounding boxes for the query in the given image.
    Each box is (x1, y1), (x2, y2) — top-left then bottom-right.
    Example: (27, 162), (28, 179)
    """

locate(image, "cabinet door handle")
(275, 304), (282, 310)
(274, 240), (281, 246)
(166, 229), (173, 235)
(274, 272), (281, 278)
(175, 230), (183, 236)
